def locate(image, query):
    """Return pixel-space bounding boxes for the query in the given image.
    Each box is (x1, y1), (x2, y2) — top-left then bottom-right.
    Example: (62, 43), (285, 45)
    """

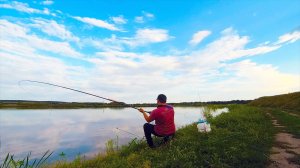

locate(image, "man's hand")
(139, 108), (151, 122)
(138, 108), (145, 113)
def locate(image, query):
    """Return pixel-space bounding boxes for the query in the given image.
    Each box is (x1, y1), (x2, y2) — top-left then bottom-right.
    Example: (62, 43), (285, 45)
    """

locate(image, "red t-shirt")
(149, 105), (176, 136)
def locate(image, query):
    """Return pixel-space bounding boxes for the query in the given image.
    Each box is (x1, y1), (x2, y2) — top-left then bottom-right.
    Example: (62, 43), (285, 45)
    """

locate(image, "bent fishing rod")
(19, 80), (150, 113)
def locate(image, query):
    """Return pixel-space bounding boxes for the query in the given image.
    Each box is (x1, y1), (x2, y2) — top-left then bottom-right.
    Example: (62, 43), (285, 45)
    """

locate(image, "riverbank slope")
(51, 105), (274, 168)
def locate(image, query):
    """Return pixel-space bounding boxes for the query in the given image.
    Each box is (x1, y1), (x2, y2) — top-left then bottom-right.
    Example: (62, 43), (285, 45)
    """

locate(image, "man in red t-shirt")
(139, 94), (176, 148)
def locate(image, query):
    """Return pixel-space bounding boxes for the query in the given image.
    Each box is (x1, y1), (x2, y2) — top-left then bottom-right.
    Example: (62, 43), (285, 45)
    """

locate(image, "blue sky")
(0, 0), (299, 103)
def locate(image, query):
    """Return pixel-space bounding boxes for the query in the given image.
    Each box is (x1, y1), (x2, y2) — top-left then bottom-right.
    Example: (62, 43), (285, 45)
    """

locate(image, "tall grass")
(0, 151), (53, 168)
(105, 136), (119, 154)
(202, 106), (213, 121)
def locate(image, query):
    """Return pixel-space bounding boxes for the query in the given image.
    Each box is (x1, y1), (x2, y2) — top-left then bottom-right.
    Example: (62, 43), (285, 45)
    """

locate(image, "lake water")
(0, 107), (228, 163)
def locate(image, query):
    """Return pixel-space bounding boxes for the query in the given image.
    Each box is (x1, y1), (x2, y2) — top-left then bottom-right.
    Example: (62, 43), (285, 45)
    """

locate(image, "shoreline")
(0, 100), (250, 109)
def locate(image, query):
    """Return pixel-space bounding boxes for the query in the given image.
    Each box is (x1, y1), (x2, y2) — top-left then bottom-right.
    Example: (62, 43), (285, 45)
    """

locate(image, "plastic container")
(197, 119), (211, 133)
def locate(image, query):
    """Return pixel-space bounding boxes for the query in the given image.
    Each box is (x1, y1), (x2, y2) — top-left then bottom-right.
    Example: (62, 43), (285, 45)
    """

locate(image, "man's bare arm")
(139, 108), (151, 122)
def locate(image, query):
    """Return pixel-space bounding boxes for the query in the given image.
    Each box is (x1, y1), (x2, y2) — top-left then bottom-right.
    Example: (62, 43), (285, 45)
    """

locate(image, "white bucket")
(197, 122), (211, 132)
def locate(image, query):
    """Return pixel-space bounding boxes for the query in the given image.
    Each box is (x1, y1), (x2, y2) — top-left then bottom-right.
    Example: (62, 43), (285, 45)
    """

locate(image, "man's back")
(150, 105), (175, 136)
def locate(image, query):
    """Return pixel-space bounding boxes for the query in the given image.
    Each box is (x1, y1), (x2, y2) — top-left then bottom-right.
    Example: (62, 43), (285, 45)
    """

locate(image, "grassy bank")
(249, 92), (300, 137)
(249, 92), (300, 114)
(49, 105), (274, 168)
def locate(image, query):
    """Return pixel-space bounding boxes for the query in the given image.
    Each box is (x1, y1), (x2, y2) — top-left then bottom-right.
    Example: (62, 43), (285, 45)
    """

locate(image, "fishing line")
(18, 80), (150, 113)
(115, 127), (143, 138)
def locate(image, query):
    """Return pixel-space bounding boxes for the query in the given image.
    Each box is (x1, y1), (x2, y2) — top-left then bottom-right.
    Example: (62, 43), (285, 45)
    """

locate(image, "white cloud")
(134, 11), (155, 23)
(189, 30), (211, 46)
(84, 28), (172, 48)
(121, 28), (172, 47)
(85, 39), (121, 51)
(0, 19), (28, 37)
(143, 11), (154, 18)
(84, 42), (299, 102)
(0, 19), (81, 57)
(196, 27), (281, 62)
(227, 45), (280, 60)
(275, 30), (300, 44)
(84, 52), (182, 102)
(134, 16), (144, 23)
(110, 15), (127, 24)
(73, 16), (121, 31)
(0, 40), (35, 57)
(0, 14), (298, 103)
(78, 27), (296, 102)
(135, 28), (171, 43)
(0, 51), (87, 101)
(31, 18), (79, 42)
(83, 34), (126, 51)
(95, 51), (140, 68)
(203, 60), (300, 100)
(96, 51), (138, 59)
(43, 8), (50, 15)
(0, 1), (50, 15)
(41, 0), (54, 5)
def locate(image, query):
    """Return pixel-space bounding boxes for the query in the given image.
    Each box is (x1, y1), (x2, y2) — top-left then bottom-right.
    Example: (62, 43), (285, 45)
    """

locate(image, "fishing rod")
(19, 80), (150, 113)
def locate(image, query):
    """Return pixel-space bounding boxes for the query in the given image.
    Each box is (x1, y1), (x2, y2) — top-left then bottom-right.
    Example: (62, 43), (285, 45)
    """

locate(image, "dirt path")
(267, 113), (300, 168)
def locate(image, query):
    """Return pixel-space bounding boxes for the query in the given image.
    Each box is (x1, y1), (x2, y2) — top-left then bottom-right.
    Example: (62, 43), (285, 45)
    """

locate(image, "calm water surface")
(0, 107), (227, 162)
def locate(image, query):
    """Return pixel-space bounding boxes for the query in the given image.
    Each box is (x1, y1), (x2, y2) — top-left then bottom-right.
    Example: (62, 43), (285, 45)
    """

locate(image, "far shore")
(0, 100), (250, 109)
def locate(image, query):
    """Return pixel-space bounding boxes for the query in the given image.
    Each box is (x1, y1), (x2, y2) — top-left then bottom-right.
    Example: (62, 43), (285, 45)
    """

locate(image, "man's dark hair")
(157, 94), (167, 103)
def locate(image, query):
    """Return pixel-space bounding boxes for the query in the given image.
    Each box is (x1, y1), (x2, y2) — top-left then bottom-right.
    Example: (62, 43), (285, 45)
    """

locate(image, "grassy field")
(47, 105), (274, 168)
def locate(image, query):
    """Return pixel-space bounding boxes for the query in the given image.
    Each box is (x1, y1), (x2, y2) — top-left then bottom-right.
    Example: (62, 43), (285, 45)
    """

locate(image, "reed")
(0, 150), (52, 168)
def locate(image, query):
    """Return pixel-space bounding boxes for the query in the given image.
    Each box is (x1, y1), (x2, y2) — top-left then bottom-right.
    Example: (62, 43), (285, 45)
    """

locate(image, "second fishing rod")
(19, 80), (151, 113)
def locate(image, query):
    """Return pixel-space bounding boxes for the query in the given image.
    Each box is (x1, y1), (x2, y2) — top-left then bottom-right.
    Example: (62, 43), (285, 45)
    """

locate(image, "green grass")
(0, 151), (53, 168)
(249, 92), (300, 114)
(50, 105), (275, 168)
(266, 108), (300, 138)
